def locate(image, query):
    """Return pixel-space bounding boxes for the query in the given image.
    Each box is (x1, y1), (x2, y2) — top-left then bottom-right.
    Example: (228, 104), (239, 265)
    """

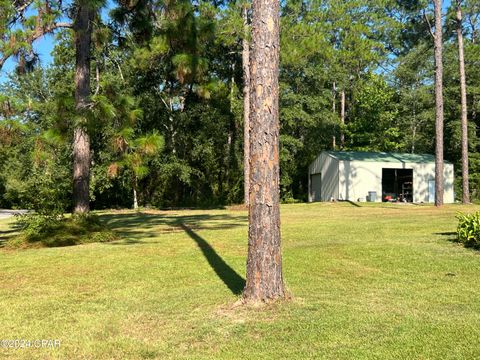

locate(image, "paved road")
(0, 210), (28, 220)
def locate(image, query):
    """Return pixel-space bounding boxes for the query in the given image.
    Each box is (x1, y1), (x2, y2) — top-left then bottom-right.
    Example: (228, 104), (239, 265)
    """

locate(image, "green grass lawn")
(0, 203), (479, 359)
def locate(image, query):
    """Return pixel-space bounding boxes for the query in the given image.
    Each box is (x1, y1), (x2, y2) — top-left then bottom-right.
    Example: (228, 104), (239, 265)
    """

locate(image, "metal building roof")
(326, 151), (443, 163)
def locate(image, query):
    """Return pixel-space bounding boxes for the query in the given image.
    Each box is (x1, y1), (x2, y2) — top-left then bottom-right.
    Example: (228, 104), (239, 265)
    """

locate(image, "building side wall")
(320, 155), (339, 201)
(309, 152), (455, 203)
(444, 163), (455, 203)
(308, 153), (338, 202)
(338, 160), (454, 203)
(338, 160), (386, 201)
(412, 163), (429, 203)
(412, 163), (454, 203)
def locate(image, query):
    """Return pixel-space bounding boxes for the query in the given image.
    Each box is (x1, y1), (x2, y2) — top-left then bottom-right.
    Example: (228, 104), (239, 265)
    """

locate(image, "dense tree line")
(1, 0), (480, 212)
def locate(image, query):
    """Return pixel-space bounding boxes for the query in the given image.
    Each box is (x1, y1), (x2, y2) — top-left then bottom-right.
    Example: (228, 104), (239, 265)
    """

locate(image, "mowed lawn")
(0, 203), (479, 359)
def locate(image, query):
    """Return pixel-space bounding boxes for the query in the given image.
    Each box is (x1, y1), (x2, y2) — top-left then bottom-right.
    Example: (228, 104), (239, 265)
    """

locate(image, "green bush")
(10, 213), (117, 248)
(456, 212), (480, 249)
(16, 212), (63, 239)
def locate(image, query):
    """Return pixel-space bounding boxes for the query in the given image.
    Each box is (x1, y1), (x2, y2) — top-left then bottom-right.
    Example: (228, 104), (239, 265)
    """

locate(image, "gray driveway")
(0, 210), (28, 220)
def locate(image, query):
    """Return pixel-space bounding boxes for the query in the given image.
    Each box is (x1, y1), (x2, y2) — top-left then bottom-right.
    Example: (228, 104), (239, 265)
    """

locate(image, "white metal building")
(308, 151), (454, 203)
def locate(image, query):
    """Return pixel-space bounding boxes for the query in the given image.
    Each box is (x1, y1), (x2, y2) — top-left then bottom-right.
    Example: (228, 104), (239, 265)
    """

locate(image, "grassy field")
(0, 202), (479, 359)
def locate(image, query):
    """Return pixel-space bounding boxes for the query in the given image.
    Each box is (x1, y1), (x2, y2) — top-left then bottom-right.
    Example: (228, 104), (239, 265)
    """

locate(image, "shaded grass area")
(0, 226), (20, 245)
(2, 215), (117, 249)
(0, 203), (479, 359)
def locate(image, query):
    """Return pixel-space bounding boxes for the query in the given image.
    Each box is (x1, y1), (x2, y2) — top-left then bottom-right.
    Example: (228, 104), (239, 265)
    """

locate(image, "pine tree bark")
(227, 60), (239, 192)
(72, 3), (94, 214)
(332, 82), (336, 150)
(242, 5), (251, 207)
(457, 0), (470, 204)
(340, 90), (345, 149)
(243, 0), (285, 302)
(433, 0), (444, 207)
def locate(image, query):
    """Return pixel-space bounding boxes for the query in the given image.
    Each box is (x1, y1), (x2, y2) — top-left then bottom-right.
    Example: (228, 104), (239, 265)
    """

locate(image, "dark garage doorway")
(310, 173), (322, 202)
(382, 169), (413, 202)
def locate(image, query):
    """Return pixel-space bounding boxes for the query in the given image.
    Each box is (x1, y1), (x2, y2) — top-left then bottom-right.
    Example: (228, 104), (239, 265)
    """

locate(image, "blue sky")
(0, 0), (453, 83)
(0, 1), (113, 83)
(1, 33), (56, 83)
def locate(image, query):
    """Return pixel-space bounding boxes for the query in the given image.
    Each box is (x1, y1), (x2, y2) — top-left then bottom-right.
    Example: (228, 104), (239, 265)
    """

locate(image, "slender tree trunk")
(332, 82), (336, 150)
(73, 127), (90, 213)
(411, 84), (417, 154)
(243, 0), (285, 302)
(340, 90), (345, 149)
(467, 13), (478, 44)
(457, 0), (470, 204)
(242, 5), (251, 207)
(411, 123), (416, 153)
(433, 0), (444, 207)
(332, 82), (336, 113)
(226, 62), (236, 188)
(73, 3), (94, 214)
(133, 176), (138, 210)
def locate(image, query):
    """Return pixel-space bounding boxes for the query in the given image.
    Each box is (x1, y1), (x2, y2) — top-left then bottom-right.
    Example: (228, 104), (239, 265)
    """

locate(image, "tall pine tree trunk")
(457, 0), (470, 204)
(332, 82), (336, 113)
(242, 5), (251, 207)
(332, 82), (336, 150)
(433, 0), (444, 207)
(133, 176), (138, 210)
(243, 0), (285, 302)
(73, 3), (94, 214)
(226, 62), (236, 188)
(340, 90), (345, 149)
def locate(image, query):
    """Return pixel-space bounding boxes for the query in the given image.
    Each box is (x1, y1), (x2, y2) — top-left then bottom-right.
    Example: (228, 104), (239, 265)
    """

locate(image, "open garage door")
(310, 173), (322, 202)
(382, 168), (413, 202)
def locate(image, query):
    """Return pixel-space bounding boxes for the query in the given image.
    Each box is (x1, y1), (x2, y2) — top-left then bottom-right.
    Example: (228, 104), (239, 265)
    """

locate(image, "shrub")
(456, 212), (480, 249)
(16, 212), (64, 239)
(10, 213), (117, 248)
(12, 150), (71, 239)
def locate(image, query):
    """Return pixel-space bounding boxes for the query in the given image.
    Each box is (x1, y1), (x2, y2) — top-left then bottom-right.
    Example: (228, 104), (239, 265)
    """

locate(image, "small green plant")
(456, 211), (480, 249)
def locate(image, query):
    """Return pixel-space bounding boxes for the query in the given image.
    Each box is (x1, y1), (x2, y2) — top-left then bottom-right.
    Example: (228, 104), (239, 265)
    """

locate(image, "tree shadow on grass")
(436, 231), (480, 251)
(0, 225), (22, 248)
(100, 212), (247, 245)
(434, 231), (463, 247)
(435, 231), (456, 236)
(99, 211), (247, 295)
(179, 223), (245, 295)
(342, 200), (363, 207)
(434, 231), (457, 240)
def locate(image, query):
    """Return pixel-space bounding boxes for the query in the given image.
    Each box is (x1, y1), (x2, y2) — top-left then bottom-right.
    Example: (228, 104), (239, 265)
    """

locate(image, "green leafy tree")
(108, 129), (164, 209)
(1, 0), (109, 214)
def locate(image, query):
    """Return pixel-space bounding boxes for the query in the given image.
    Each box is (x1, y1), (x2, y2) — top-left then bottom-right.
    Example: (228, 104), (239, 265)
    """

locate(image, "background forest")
(1, 0), (480, 211)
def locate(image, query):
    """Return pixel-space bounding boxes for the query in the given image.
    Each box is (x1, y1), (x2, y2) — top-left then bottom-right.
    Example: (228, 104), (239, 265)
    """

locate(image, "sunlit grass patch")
(0, 203), (479, 359)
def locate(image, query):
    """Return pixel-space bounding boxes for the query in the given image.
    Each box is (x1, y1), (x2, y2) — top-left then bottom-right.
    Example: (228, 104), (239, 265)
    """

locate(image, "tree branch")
(0, 58), (7, 71)
(109, 56), (125, 82)
(93, 61), (100, 96)
(15, 0), (35, 15)
(8, 0), (35, 27)
(423, 9), (435, 38)
(0, 22), (72, 72)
